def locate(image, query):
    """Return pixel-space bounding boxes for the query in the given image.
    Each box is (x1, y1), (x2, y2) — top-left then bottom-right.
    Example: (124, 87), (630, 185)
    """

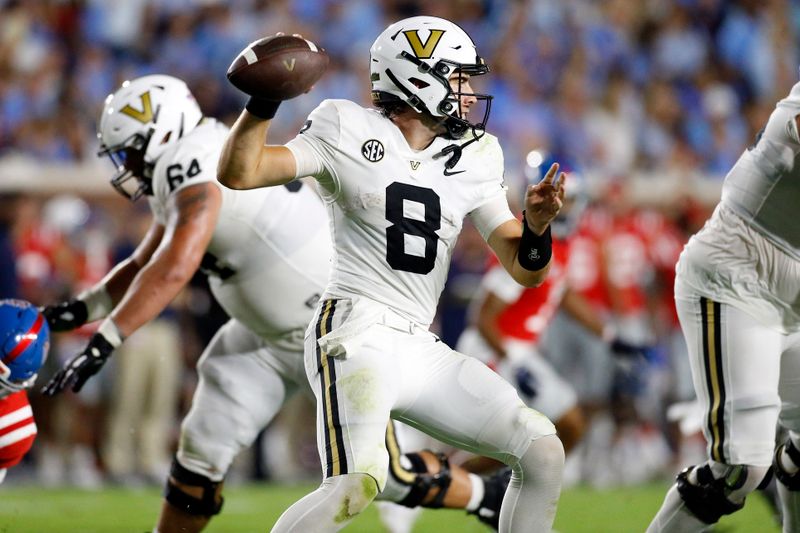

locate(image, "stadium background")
(0, 0), (793, 531)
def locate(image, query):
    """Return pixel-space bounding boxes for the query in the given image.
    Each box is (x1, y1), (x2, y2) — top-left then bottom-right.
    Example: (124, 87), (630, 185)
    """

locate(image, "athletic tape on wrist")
(517, 213), (552, 271)
(76, 285), (113, 322)
(96, 319), (124, 348)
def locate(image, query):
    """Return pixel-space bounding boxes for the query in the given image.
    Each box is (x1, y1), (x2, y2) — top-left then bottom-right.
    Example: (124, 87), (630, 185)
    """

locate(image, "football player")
(41, 75), (513, 533)
(454, 178), (649, 480)
(0, 299), (50, 484)
(219, 15), (567, 533)
(646, 80), (800, 531)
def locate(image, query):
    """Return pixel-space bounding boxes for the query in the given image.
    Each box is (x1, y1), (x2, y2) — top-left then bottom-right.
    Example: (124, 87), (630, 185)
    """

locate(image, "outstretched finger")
(540, 162), (560, 185)
(556, 172), (567, 200)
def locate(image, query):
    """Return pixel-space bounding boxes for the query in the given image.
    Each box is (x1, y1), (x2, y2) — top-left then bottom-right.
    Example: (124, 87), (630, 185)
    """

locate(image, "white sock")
(780, 450), (800, 475)
(781, 433), (800, 475)
(465, 473), (484, 512)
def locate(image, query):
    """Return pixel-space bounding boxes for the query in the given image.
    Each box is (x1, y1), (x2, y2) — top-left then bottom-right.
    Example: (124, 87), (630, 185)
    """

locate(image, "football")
(227, 35), (329, 100)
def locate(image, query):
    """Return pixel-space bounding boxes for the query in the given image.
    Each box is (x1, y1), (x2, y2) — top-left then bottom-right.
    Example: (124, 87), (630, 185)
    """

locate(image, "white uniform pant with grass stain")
(305, 298), (557, 492)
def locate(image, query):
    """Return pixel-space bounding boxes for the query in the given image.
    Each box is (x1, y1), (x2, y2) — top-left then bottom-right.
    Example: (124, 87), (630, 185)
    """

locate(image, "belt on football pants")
(378, 309), (426, 334)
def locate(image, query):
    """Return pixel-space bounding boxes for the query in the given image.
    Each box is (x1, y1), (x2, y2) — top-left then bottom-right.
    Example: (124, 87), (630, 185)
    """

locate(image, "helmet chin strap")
(434, 127), (485, 169)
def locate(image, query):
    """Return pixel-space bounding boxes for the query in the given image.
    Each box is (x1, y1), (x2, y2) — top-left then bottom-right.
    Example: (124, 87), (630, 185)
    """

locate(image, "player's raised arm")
(218, 109), (297, 190)
(488, 162), (567, 287)
(218, 34), (329, 190)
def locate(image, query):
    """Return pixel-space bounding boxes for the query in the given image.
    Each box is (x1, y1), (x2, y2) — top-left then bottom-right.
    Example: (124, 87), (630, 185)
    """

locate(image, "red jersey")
(483, 239), (569, 343)
(603, 211), (654, 316)
(0, 391), (37, 470)
(636, 209), (685, 326)
(566, 206), (613, 314)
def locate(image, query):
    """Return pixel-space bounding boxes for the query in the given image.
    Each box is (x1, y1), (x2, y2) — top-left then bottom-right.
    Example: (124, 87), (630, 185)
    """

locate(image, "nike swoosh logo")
(443, 168), (465, 176)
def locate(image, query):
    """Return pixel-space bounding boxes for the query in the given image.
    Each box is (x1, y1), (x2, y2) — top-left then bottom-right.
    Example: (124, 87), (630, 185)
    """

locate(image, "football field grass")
(0, 481), (780, 532)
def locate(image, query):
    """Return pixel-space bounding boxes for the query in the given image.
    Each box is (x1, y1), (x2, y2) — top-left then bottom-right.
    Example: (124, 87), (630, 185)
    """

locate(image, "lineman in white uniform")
(647, 81), (800, 532)
(220, 16), (567, 533)
(41, 74), (329, 532)
(42, 75), (510, 533)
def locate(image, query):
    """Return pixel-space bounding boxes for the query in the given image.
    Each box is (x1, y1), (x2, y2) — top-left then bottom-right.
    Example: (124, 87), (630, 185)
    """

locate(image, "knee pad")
(394, 451), (453, 509)
(518, 433), (565, 475)
(164, 457), (224, 517)
(676, 463), (769, 524)
(775, 438), (800, 491)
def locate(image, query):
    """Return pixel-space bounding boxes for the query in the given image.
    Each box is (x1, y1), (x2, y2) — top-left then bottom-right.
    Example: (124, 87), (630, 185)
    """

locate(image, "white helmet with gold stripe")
(97, 75), (202, 200)
(369, 16), (492, 139)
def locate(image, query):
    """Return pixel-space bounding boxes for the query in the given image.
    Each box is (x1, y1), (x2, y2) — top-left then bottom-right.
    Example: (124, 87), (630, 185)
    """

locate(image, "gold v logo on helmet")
(120, 92), (154, 124)
(403, 29), (445, 59)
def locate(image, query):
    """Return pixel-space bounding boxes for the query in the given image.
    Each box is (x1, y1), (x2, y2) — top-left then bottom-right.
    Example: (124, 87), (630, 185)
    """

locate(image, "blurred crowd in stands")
(0, 0), (798, 489)
(2, 0), (798, 177)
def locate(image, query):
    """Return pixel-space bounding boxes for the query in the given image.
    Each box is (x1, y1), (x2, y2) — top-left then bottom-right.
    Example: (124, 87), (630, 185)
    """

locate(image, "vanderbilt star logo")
(410, 161), (420, 170)
(443, 167), (465, 176)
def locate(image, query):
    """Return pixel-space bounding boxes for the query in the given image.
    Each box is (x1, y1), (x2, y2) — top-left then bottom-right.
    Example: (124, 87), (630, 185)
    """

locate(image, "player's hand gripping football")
(524, 162), (567, 234)
(226, 32), (328, 100)
(42, 332), (115, 395)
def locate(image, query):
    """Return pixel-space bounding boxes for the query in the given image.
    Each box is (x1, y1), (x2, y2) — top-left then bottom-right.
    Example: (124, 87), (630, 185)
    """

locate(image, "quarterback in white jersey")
(220, 16), (567, 533)
(41, 75), (514, 533)
(648, 82), (800, 532)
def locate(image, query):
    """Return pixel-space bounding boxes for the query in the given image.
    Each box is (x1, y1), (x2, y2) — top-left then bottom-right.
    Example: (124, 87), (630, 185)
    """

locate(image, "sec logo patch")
(361, 139), (384, 162)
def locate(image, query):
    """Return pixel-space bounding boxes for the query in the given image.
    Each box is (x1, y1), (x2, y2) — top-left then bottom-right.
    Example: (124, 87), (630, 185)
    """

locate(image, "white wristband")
(76, 285), (113, 322)
(96, 319), (124, 348)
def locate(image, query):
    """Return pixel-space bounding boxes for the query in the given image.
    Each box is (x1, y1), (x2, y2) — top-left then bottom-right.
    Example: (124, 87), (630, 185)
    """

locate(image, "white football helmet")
(370, 16), (492, 138)
(97, 74), (203, 200)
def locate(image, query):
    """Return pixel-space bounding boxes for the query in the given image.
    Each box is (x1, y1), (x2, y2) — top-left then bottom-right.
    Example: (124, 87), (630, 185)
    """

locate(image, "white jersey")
(676, 84), (800, 333)
(286, 99), (514, 327)
(721, 81), (800, 260)
(147, 119), (331, 345)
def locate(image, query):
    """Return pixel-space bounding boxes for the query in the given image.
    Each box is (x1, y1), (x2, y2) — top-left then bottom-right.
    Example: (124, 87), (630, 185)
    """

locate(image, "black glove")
(609, 337), (649, 360)
(42, 332), (115, 395)
(514, 366), (539, 399)
(42, 299), (89, 332)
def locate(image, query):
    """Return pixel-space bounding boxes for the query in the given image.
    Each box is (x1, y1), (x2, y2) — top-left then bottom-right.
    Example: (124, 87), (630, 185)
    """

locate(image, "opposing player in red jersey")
(0, 299), (50, 483)
(458, 178), (647, 456)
